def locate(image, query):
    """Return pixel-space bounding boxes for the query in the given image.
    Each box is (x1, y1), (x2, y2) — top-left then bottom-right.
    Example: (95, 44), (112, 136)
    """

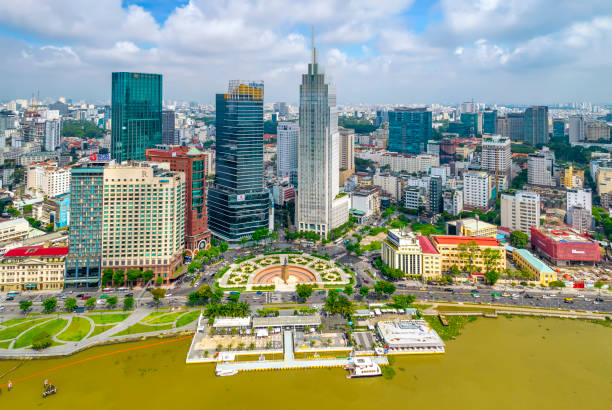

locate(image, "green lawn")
(0, 318), (36, 327)
(176, 311), (200, 328)
(0, 319), (50, 341)
(56, 317), (92, 342)
(13, 319), (68, 348)
(86, 313), (130, 325)
(112, 323), (173, 337)
(147, 311), (184, 325)
(0, 340), (11, 349)
(436, 305), (496, 313)
(87, 325), (116, 338)
(141, 311), (171, 322)
(424, 315), (478, 341)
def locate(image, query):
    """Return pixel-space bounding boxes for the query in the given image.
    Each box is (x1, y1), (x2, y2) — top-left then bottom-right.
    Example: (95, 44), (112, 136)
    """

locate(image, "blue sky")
(0, 0), (611, 104)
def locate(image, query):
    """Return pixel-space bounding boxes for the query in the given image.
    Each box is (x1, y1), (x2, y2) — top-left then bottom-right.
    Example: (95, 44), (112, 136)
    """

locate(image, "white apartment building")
(452, 189), (463, 216)
(463, 171), (491, 210)
(373, 174), (401, 200)
(429, 166), (449, 186)
(26, 162), (71, 197)
(403, 187), (421, 210)
(44, 119), (61, 151)
(338, 126), (355, 172)
(0, 218), (30, 247)
(481, 135), (511, 177)
(354, 150), (439, 174)
(277, 122), (299, 179)
(566, 188), (592, 214)
(569, 115), (585, 143)
(501, 191), (540, 236)
(528, 147), (555, 187)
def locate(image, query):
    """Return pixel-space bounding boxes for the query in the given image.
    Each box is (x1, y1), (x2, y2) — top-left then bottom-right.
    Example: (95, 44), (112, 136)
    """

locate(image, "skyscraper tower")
(207, 81), (270, 244)
(296, 30), (349, 237)
(111, 72), (162, 162)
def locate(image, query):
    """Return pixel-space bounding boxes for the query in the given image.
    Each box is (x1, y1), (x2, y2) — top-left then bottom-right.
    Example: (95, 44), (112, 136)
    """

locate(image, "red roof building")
(417, 236), (438, 254)
(431, 235), (500, 247)
(4, 246), (69, 258)
(530, 226), (600, 266)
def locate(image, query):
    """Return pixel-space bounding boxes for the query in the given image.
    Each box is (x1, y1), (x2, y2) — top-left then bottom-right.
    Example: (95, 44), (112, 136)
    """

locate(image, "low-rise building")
(512, 248), (558, 286)
(376, 320), (445, 351)
(445, 218), (497, 237)
(430, 235), (507, 274)
(0, 245), (67, 291)
(402, 187), (421, 210)
(0, 218), (30, 247)
(381, 230), (441, 279)
(530, 226), (600, 266)
(350, 185), (380, 220)
(501, 191), (540, 236)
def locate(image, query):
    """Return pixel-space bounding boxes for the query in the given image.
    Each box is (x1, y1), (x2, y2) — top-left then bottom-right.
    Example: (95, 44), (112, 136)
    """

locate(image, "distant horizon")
(1, 1), (611, 104)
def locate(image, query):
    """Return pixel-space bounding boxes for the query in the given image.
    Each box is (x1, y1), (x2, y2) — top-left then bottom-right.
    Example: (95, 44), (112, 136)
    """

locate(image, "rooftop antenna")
(311, 26), (317, 65)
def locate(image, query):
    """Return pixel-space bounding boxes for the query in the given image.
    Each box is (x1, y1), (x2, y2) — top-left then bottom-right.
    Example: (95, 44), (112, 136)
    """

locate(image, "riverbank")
(0, 317), (609, 410)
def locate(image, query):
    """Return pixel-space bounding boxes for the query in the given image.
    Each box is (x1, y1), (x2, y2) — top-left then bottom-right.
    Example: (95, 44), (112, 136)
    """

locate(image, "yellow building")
(0, 246), (67, 291)
(513, 248), (558, 285)
(382, 230), (441, 279)
(562, 165), (584, 188)
(446, 218), (497, 237)
(430, 235), (507, 273)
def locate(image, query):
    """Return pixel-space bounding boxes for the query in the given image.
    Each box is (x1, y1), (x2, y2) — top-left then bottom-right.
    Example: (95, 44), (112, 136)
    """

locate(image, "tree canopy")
(509, 230), (529, 248)
(62, 120), (105, 139)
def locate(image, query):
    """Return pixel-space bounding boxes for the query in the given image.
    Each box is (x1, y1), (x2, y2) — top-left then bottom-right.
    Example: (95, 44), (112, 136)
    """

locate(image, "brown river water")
(0, 316), (610, 410)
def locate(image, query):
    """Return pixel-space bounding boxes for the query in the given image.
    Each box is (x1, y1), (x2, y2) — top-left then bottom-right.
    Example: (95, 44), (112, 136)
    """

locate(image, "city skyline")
(0, 1), (611, 104)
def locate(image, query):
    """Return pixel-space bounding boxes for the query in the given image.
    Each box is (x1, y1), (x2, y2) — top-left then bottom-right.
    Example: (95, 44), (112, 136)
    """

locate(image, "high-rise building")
(463, 171), (492, 210)
(585, 121), (610, 141)
(162, 109), (178, 145)
(44, 119), (61, 151)
(428, 176), (442, 213)
(552, 118), (565, 139)
(569, 115), (585, 143)
(111, 72), (162, 163)
(296, 39), (349, 237)
(207, 81), (270, 244)
(146, 145), (211, 251)
(338, 126), (355, 186)
(508, 112), (525, 141)
(388, 108), (432, 155)
(481, 135), (511, 180)
(566, 188), (592, 214)
(482, 110), (497, 134)
(567, 206), (592, 232)
(501, 191), (540, 236)
(65, 164), (105, 288)
(460, 112), (478, 137)
(496, 116), (509, 138)
(528, 147), (555, 186)
(277, 122), (299, 184)
(375, 108), (388, 127)
(524, 106), (549, 145)
(26, 163), (71, 197)
(101, 164), (185, 283)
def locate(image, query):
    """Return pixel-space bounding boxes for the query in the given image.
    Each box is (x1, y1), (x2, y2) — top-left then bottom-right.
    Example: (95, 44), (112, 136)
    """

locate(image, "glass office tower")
(388, 107), (432, 155)
(524, 106), (549, 146)
(111, 72), (162, 163)
(207, 81), (270, 244)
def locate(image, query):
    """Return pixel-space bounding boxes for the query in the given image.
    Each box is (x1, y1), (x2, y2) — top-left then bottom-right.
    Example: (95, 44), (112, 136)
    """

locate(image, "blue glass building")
(524, 106), (549, 145)
(111, 72), (162, 163)
(482, 110), (497, 134)
(207, 81), (270, 244)
(388, 108), (432, 155)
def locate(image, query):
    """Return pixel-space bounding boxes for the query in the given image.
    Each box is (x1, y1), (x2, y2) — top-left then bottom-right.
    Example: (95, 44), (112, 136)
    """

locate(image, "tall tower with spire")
(296, 29), (349, 238)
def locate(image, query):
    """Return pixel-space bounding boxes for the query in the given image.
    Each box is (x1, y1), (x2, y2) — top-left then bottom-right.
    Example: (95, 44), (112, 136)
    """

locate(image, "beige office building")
(501, 191), (540, 236)
(101, 164), (185, 283)
(382, 230), (441, 279)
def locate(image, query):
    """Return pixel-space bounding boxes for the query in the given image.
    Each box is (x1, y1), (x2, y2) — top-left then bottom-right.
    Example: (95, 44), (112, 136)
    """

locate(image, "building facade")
(524, 106), (549, 145)
(430, 235), (507, 274)
(161, 109), (178, 145)
(296, 44), (349, 237)
(0, 246), (67, 292)
(207, 81), (270, 244)
(481, 135), (511, 179)
(428, 176), (442, 213)
(512, 249), (557, 286)
(388, 108), (432, 155)
(0, 218), (30, 247)
(146, 145), (211, 251)
(111, 72), (162, 162)
(381, 230), (441, 279)
(44, 119), (61, 151)
(528, 148), (555, 186)
(501, 191), (540, 236)
(463, 171), (492, 210)
(569, 115), (585, 143)
(530, 226), (600, 266)
(277, 122), (299, 184)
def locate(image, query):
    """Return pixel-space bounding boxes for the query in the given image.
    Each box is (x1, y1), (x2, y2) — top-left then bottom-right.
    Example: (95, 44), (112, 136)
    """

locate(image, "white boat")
(345, 357), (382, 379)
(215, 369), (238, 377)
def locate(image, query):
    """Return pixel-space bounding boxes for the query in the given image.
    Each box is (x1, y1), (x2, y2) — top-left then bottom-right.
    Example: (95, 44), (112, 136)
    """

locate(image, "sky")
(0, 0), (611, 105)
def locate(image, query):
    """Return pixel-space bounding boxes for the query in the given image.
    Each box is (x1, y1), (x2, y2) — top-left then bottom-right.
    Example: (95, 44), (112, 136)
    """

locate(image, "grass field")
(147, 311), (184, 325)
(141, 311), (171, 322)
(0, 319), (49, 341)
(112, 323), (173, 337)
(86, 313), (130, 325)
(56, 317), (91, 342)
(0, 318), (36, 327)
(435, 305), (496, 313)
(87, 325), (116, 338)
(425, 315), (478, 341)
(176, 311), (200, 328)
(0, 340), (11, 349)
(14, 318), (68, 348)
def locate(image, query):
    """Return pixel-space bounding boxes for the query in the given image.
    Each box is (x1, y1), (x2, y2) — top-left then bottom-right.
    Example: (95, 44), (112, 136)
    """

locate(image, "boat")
(215, 369), (238, 377)
(42, 384), (57, 398)
(345, 357), (382, 379)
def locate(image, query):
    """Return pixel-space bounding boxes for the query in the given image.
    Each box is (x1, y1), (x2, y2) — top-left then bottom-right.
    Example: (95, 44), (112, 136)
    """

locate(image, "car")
(511, 294), (520, 298)
(584, 298), (592, 302)
(564, 298), (574, 303)
(100, 294), (109, 299)
(502, 293), (510, 297)
(5, 296), (14, 301)
(524, 294), (533, 299)
(81, 295), (91, 300)
(96, 299), (106, 305)
(256, 291), (263, 295)
(103, 289), (111, 293)
(0, 305), (5, 311)
(542, 295), (550, 299)
(444, 288), (453, 292)
(595, 297), (604, 302)
(126, 293), (134, 298)
(364, 280), (370, 284)
(472, 293), (480, 298)
(76, 294), (84, 298)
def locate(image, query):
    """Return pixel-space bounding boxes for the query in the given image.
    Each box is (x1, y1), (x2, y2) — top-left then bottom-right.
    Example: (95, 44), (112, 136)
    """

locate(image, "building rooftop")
(417, 236), (438, 254)
(4, 245), (69, 258)
(514, 249), (555, 273)
(0, 218), (28, 228)
(377, 320), (445, 348)
(252, 314), (321, 328)
(431, 235), (501, 246)
(212, 317), (251, 328)
(533, 226), (595, 243)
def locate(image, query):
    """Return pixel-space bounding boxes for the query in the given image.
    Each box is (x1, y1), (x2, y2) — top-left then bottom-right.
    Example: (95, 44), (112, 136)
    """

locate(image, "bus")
(7, 291), (20, 297)
(334, 237), (344, 245)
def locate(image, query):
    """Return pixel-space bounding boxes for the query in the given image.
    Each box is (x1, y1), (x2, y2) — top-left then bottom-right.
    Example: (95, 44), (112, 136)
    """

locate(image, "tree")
(324, 290), (354, 316)
(358, 286), (370, 298)
(64, 297), (78, 312)
(458, 241), (480, 274)
(151, 288), (166, 304)
(449, 265), (461, 276)
(219, 242), (229, 253)
(251, 227), (269, 244)
(44, 222), (54, 233)
(343, 285), (354, 296)
(374, 280), (396, 297)
(86, 297), (96, 309)
(102, 268), (114, 287)
(509, 230), (529, 248)
(32, 331), (52, 350)
(155, 276), (163, 286)
(19, 300), (32, 313)
(106, 296), (118, 308)
(228, 292), (240, 303)
(484, 270), (500, 285)
(142, 269), (155, 283)
(188, 260), (201, 273)
(42, 297), (57, 313)
(391, 294), (416, 309)
(296, 284), (314, 300)
(482, 248), (502, 274)
(195, 284), (213, 304)
(112, 269), (125, 287)
(126, 269), (142, 286)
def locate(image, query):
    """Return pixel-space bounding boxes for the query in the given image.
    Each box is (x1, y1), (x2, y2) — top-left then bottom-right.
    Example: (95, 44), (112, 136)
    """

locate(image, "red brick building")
(146, 146), (211, 252)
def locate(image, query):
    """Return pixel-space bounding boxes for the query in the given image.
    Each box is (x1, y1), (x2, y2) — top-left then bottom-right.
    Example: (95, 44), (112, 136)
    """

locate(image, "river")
(0, 317), (610, 410)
